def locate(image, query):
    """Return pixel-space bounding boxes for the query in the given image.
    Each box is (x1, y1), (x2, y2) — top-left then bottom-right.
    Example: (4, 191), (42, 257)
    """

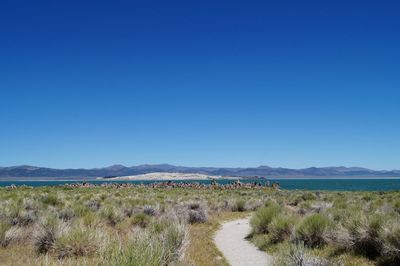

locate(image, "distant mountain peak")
(0, 164), (399, 178)
(13, 165), (41, 170)
(256, 165), (272, 169)
(105, 164), (127, 170)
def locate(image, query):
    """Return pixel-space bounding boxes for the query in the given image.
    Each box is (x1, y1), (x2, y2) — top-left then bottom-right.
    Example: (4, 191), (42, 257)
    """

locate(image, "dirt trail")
(214, 218), (273, 266)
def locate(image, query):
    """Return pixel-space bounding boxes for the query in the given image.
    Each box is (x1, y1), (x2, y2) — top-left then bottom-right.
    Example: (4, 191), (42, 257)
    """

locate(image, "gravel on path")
(214, 218), (273, 266)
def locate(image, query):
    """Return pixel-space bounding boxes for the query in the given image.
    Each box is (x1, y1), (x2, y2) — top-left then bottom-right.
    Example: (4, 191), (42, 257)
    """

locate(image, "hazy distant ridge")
(0, 164), (399, 178)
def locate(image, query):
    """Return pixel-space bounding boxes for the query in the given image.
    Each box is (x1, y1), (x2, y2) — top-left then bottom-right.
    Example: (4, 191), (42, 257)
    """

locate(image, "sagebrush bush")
(231, 199), (246, 212)
(86, 200), (101, 212)
(101, 221), (187, 266)
(132, 213), (151, 228)
(58, 208), (75, 222)
(149, 219), (169, 234)
(34, 219), (59, 254)
(22, 198), (34, 210)
(188, 202), (200, 210)
(11, 210), (37, 226)
(393, 200), (400, 214)
(3, 226), (24, 247)
(82, 211), (100, 227)
(101, 237), (165, 266)
(101, 206), (122, 226)
(333, 198), (348, 209)
(246, 199), (263, 211)
(379, 223), (400, 265)
(302, 192), (317, 201)
(162, 221), (188, 262)
(0, 221), (11, 247)
(345, 214), (384, 259)
(55, 227), (99, 259)
(296, 214), (332, 248)
(123, 207), (134, 218)
(73, 204), (90, 217)
(188, 209), (207, 224)
(269, 214), (296, 243)
(7, 201), (22, 221)
(143, 206), (158, 216)
(41, 193), (63, 207)
(274, 243), (337, 266)
(251, 205), (281, 234)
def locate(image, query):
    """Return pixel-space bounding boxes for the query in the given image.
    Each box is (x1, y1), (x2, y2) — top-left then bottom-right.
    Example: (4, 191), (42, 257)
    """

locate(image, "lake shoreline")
(1, 178), (400, 191)
(1, 176), (400, 182)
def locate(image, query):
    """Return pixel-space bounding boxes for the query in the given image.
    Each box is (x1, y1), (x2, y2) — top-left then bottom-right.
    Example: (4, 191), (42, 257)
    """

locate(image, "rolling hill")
(0, 164), (399, 179)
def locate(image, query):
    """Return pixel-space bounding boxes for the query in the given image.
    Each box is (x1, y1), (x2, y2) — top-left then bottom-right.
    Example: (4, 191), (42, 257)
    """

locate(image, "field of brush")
(0, 186), (399, 266)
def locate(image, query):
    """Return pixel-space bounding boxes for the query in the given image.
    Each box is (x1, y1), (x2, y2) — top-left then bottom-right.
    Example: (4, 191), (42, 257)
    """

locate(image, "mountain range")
(0, 164), (399, 180)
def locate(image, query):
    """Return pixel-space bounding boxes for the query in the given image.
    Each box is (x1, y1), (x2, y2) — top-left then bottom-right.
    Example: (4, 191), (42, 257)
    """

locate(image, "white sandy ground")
(215, 218), (273, 266)
(102, 172), (240, 180)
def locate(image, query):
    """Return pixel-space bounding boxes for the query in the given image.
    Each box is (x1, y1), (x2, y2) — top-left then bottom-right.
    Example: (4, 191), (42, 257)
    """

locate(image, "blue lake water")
(0, 178), (399, 191)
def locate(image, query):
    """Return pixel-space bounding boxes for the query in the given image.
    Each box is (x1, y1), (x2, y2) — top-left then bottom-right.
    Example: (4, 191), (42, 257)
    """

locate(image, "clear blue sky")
(1, 1), (399, 170)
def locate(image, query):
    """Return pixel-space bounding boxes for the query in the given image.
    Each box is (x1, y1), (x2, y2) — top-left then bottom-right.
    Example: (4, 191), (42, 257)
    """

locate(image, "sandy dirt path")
(214, 218), (273, 266)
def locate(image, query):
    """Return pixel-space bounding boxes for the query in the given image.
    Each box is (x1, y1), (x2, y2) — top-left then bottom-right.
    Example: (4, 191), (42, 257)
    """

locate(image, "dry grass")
(1, 186), (399, 265)
(309, 245), (375, 266)
(184, 211), (250, 266)
(0, 186), (270, 265)
(0, 245), (100, 265)
(249, 191), (400, 265)
(50, 210), (243, 266)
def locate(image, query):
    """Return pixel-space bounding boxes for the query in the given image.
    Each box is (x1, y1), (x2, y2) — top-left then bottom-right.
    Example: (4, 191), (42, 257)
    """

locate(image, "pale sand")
(104, 172), (240, 180)
(215, 218), (273, 266)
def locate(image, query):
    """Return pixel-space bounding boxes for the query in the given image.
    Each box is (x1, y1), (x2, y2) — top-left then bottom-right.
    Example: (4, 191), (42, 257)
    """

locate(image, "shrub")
(298, 208), (307, 216)
(58, 209), (75, 222)
(345, 214), (384, 259)
(34, 218), (58, 254)
(86, 200), (101, 212)
(2, 226), (24, 247)
(101, 237), (166, 266)
(143, 206), (157, 216)
(7, 201), (22, 221)
(328, 224), (353, 252)
(0, 221), (11, 247)
(23, 199), (36, 211)
(251, 205), (281, 234)
(333, 198), (347, 209)
(188, 202), (200, 210)
(82, 212), (100, 227)
(132, 213), (151, 228)
(162, 221), (188, 262)
(123, 208), (134, 218)
(362, 194), (374, 202)
(380, 223), (400, 265)
(246, 199), (263, 211)
(101, 222), (187, 266)
(289, 195), (302, 206)
(393, 200), (400, 214)
(73, 204), (90, 217)
(188, 209), (207, 224)
(299, 201), (311, 211)
(149, 219), (169, 234)
(296, 214), (332, 248)
(41, 194), (62, 207)
(55, 227), (99, 259)
(302, 192), (317, 201)
(101, 206), (122, 226)
(274, 243), (335, 266)
(311, 202), (332, 213)
(269, 215), (296, 243)
(11, 210), (37, 226)
(231, 199), (246, 212)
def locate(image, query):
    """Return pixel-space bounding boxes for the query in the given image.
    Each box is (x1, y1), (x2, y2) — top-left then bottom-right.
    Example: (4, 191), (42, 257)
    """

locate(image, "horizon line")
(1, 163), (399, 172)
